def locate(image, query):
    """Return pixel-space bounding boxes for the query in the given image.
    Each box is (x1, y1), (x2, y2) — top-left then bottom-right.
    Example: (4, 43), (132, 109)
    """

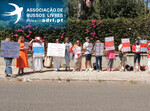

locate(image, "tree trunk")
(77, 0), (83, 20)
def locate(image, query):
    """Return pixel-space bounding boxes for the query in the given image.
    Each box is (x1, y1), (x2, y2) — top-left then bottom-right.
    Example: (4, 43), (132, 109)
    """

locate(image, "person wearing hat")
(16, 36), (29, 75)
(132, 39), (141, 72)
(83, 37), (93, 72)
(147, 43), (150, 74)
(29, 37), (43, 72)
(4, 38), (13, 77)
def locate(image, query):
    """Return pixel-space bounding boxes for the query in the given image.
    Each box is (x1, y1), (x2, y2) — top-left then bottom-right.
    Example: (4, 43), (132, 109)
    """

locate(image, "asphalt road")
(0, 81), (150, 111)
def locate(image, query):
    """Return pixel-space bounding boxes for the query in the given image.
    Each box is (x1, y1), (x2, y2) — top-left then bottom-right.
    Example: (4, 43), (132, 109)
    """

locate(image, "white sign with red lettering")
(140, 40), (148, 52)
(105, 37), (115, 50)
(121, 38), (131, 52)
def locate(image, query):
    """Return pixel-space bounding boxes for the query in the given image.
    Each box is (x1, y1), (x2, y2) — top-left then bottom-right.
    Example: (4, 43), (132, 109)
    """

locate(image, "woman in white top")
(53, 39), (62, 71)
(63, 37), (72, 71)
(29, 37), (44, 72)
(71, 40), (82, 72)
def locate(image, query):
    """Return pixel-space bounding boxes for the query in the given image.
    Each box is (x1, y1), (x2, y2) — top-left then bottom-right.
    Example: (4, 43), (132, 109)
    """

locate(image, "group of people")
(3, 36), (150, 77)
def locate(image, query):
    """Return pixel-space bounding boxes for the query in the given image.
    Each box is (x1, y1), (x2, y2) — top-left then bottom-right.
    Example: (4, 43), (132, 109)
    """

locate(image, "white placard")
(105, 37), (115, 50)
(33, 43), (45, 57)
(121, 38), (131, 52)
(1, 41), (20, 58)
(140, 40), (148, 52)
(47, 43), (65, 57)
(95, 43), (104, 56)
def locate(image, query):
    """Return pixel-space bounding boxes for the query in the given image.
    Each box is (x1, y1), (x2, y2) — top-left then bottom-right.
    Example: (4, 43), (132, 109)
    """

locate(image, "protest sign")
(33, 43), (44, 57)
(140, 40), (148, 52)
(121, 38), (131, 52)
(105, 37), (115, 50)
(95, 43), (104, 56)
(47, 43), (65, 57)
(24, 42), (29, 49)
(1, 41), (20, 58)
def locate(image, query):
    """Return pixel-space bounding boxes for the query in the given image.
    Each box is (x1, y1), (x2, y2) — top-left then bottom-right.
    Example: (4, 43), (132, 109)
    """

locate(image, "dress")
(32, 57), (43, 71)
(16, 43), (28, 68)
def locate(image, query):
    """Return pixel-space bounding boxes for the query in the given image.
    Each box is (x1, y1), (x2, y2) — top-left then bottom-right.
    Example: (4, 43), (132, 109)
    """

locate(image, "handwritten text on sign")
(33, 43), (44, 57)
(1, 41), (20, 58)
(47, 43), (65, 57)
(105, 37), (115, 50)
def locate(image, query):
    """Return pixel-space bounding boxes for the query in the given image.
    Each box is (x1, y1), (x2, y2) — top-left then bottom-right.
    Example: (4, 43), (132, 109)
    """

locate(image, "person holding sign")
(105, 37), (115, 71)
(118, 44), (127, 72)
(63, 37), (72, 71)
(147, 43), (150, 74)
(83, 37), (93, 72)
(94, 40), (104, 72)
(29, 37), (44, 72)
(53, 39), (62, 71)
(70, 40), (82, 72)
(132, 40), (141, 72)
(16, 36), (28, 75)
(3, 38), (13, 77)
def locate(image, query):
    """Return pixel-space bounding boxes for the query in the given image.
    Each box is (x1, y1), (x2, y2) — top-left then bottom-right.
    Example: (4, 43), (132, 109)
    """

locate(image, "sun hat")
(36, 37), (41, 40)
(86, 37), (89, 40)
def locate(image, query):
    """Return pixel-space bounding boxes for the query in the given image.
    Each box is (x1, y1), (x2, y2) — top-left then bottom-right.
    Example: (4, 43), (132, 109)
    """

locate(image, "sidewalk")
(0, 66), (150, 83)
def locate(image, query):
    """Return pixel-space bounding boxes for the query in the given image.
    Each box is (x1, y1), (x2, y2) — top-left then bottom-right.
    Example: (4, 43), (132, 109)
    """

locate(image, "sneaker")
(138, 70), (141, 72)
(134, 69), (136, 72)
(107, 69), (110, 72)
(110, 69), (113, 72)
(97, 69), (99, 72)
(89, 68), (93, 72)
(72, 69), (75, 72)
(80, 69), (82, 72)
(85, 69), (88, 72)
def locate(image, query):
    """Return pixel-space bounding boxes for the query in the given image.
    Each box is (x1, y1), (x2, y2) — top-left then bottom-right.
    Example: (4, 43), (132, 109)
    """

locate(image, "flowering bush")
(0, 17), (150, 50)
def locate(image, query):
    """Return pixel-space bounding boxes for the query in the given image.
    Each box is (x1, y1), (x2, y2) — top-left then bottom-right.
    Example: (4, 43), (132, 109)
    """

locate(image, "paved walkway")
(0, 66), (150, 83)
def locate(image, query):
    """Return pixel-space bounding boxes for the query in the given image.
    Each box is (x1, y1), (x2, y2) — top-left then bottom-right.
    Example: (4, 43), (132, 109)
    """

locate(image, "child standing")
(106, 50), (115, 71)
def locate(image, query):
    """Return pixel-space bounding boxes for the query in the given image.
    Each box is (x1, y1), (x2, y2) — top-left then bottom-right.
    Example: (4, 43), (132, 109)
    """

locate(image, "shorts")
(120, 56), (127, 63)
(85, 54), (92, 61)
(134, 53), (141, 63)
(148, 58), (150, 71)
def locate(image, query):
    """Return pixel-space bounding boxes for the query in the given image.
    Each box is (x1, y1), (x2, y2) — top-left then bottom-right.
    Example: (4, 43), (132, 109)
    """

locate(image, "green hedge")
(0, 17), (150, 49)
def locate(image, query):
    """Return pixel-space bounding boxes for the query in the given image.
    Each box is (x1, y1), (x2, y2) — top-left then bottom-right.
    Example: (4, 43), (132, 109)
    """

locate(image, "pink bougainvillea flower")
(22, 26), (25, 29)
(44, 36), (47, 38)
(93, 25), (96, 28)
(98, 20), (102, 24)
(26, 35), (30, 38)
(62, 32), (65, 35)
(61, 36), (63, 39)
(86, 29), (89, 33)
(32, 28), (35, 30)
(90, 38), (93, 40)
(54, 27), (57, 30)
(91, 32), (93, 35)
(93, 32), (96, 37)
(36, 26), (38, 29)
(35, 36), (37, 39)
(18, 29), (23, 32)
(92, 20), (96, 24)
(14, 34), (19, 37)
(11, 35), (14, 37)
(95, 37), (98, 39)
(61, 27), (64, 29)
(29, 30), (32, 34)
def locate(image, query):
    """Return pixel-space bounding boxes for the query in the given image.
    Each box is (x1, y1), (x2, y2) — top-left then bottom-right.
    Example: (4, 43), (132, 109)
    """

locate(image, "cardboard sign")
(24, 42), (29, 49)
(1, 41), (20, 58)
(95, 43), (104, 56)
(33, 43), (44, 57)
(121, 38), (131, 52)
(47, 43), (65, 57)
(105, 37), (115, 50)
(140, 40), (148, 52)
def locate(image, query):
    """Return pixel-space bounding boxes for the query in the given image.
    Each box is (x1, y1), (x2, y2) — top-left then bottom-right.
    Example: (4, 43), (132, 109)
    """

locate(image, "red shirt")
(147, 47), (150, 58)
(132, 45), (141, 53)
